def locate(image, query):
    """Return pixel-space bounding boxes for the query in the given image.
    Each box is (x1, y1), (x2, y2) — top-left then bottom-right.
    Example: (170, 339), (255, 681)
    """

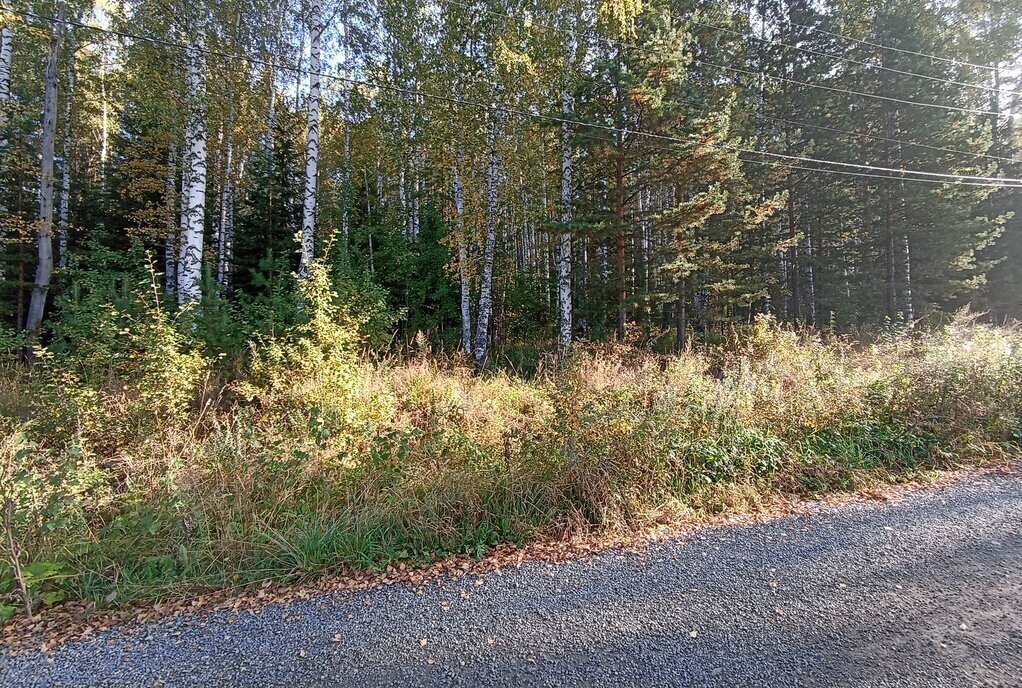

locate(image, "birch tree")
(26, 8), (65, 337)
(216, 116), (234, 289)
(557, 89), (573, 351)
(299, 0), (322, 276)
(473, 113), (500, 366)
(177, 26), (208, 305)
(454, 143), (471, 354)
(0, 21), (12, 283)
(57, 37), (75, 269)
(164, 146), (177, 294)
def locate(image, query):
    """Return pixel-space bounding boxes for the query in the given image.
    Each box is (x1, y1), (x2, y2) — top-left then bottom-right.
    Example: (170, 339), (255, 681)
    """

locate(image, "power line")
(439, 0), (1018, 120)
(657, 74), (1015, 167)
(439, 0), (1020, 164)
(779, 19), (1001, 74)
(756, 112), (1017, 165)
(8, 5), (1022, 189)
(691, 18), (1019, 99)
(569, 126), (1001, 189)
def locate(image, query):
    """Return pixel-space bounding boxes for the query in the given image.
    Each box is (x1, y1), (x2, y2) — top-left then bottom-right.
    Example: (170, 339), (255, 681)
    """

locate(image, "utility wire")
(8, 5), (1022, 189)
(756, 112), (1017, 165)
(779, 18), (1001, 74)
(438, 0), (1018, 120)
(570, 125), (1014, 189)
(690, 18), (1019, 98)
(440, 0), (1019, 165)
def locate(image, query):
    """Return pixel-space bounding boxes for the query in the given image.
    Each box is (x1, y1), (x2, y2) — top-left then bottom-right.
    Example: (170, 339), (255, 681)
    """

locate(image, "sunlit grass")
(2, 313), (1020, 616)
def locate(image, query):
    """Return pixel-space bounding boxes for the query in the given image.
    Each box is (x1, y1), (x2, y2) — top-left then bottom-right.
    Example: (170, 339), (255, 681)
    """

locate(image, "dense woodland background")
(3, 0), (1022, 620)
(0, 0), (1020, 363)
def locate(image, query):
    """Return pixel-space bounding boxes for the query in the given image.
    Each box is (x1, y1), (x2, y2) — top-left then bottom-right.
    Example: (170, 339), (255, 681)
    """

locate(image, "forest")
(0, 0), (1021, 621)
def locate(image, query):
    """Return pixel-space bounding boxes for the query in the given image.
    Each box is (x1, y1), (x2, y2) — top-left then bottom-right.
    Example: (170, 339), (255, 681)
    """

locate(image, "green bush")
(1, 286), (1019, 618)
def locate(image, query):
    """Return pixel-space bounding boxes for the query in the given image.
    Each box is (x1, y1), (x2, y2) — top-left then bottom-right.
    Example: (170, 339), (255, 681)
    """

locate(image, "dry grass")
(1, 314), (1020, 617)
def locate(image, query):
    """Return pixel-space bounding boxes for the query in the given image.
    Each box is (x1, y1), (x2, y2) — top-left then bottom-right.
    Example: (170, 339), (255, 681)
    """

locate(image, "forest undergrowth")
(1, 264), (1020, 620)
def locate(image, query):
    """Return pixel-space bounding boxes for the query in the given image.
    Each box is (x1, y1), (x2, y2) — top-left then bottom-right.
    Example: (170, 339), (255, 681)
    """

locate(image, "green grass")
(2, 315), (1020, 618)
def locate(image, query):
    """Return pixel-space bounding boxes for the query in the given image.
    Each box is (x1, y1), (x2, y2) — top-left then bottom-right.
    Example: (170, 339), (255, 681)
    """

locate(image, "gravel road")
(3, 472), (1021, 687)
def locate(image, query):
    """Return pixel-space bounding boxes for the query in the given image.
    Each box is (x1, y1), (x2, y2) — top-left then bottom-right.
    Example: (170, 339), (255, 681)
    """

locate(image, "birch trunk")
(676, 273), (686, 352)
(265, 58), (276, 243)
(557, 88), (573, 351)
(0, 25), (11, 127)
(57, 40), (75, 269)
(299, 0), (322, 276)
(340, 14), (351, 247)
(454, 145), (472, 355)
(217, 120), (234, 289)
(474, 115), (500, 366)
(0, 24), (13, 283)
(164, 146), (177, 294)
(901, 234), (913, 325)
(26, 9), (65, 337)
(177, 29), (208, 305)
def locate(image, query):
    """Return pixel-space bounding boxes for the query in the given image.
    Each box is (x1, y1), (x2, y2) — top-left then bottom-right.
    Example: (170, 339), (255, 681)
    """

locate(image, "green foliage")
(40, 260), (208, 451)
(0, 313), (1018, 616)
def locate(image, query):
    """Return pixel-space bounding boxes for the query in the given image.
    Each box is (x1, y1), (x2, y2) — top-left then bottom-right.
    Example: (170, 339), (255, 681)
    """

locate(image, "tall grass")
(2, 312), (1020, 616)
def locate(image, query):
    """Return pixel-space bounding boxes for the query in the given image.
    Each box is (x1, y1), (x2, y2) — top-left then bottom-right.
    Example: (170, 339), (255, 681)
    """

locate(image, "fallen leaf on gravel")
(487, 638), (495, 646)
(298, 649), (306, 658)
(959, 623), (968, 630)
(427, 658), (435, 665)
(689, 630), (698, 638)
(768, 581), (777, 589)
(420, 638), (428, 647)
(775, 608), (785, 617)
(331, 634), (343, 643)
(837, 583), (847, 589)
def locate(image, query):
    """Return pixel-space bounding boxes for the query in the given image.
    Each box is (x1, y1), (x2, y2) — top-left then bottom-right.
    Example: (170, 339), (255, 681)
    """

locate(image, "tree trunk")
(177, 28), (208, 305)
(901, 233), (913, 325)
(0, 25), (11, 128)
(557, 88), (573, 352)
(786, 176), (801, 322)
(57, 39), (74, 269)
(474, 114), (500, 366)
(299, 0), (322, 276)
(340, 13), (351, 249)
(164, 146), (177, 294)
(614, 55), (626, 341)
(265, 58), (276, 246)
(0, 24), (13, 284)
(216, 115), (234, 290)
(454, 144), (472, 355)
(26, 9), (65, 338)
(675, 273), (686, 353)
(885, 222), (897, 321)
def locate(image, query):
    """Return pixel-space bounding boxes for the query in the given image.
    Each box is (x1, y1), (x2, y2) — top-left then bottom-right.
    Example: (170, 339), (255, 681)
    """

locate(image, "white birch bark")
(0, 25), (11, 125)
(557, 88), (573, 351)
(99, 44), (108, 181)
(26, 9), (65, 336)
(299, 0), (322, 276)
(340, 13), (351, 247)
(217, 122), (233, 289)
(0, 24), (13, 283)
(57, 40), (74, 269)
(473, 114), (500, 366)
(164, 146), (177, 294)
(177, 29), (208, 305)
(454, 145), (472, 355)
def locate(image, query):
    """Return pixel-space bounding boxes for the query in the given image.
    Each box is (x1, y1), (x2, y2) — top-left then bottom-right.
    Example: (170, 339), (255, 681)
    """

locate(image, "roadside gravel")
(3, 472), (1021, 687)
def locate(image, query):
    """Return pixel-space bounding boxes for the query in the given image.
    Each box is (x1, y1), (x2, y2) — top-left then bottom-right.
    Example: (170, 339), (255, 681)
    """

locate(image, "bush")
(1, 296), (1019, 618)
